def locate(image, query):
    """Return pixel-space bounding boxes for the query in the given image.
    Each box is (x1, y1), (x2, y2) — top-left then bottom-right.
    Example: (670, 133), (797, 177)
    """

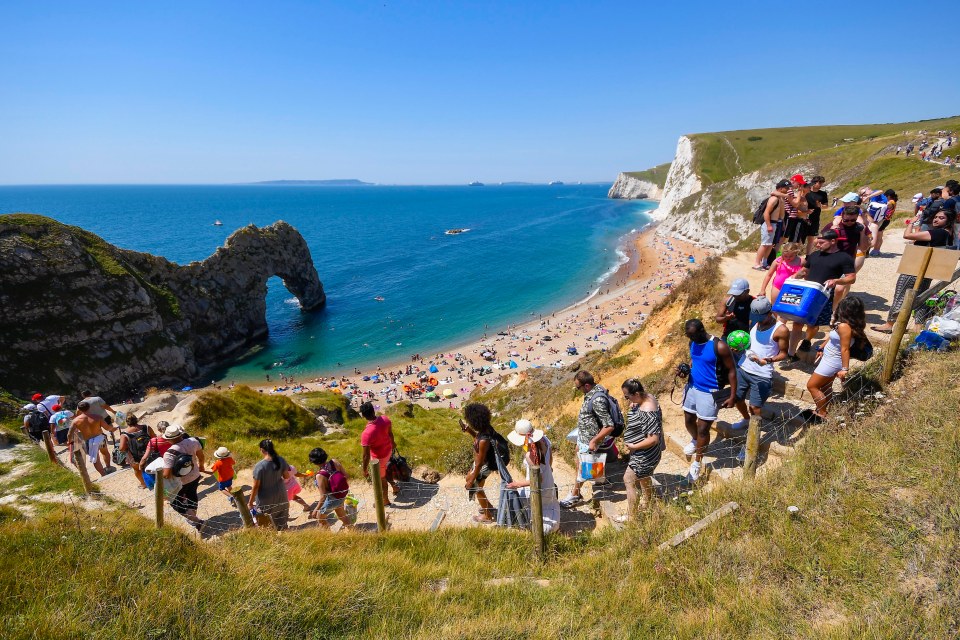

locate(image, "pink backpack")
(319, 462), (349, 499)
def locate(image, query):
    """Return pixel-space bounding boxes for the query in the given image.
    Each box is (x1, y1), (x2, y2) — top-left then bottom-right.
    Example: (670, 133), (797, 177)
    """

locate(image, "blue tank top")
(689, 337), (718, 392)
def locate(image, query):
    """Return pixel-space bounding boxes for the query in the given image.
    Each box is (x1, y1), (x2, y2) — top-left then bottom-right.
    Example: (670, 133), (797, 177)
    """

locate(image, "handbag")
(387, 449), (412, 483)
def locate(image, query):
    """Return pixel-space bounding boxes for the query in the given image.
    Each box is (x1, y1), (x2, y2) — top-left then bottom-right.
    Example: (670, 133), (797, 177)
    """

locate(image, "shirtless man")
(66, 401), (111, 476)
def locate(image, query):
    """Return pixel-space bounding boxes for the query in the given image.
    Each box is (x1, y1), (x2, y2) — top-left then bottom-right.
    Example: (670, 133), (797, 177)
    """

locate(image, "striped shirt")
(623, 404), (662, 476)
(784, 188), (798, 218)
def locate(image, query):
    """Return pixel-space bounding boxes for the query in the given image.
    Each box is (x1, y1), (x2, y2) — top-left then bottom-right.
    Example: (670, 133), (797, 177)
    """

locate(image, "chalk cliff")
(607, 173), (662, 200)
(0, 215), (325, 397)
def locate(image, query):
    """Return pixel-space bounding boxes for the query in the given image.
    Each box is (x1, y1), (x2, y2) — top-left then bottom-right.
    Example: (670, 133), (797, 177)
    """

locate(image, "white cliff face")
(607, 173), (662, 200)
(651, 136), (702, 222)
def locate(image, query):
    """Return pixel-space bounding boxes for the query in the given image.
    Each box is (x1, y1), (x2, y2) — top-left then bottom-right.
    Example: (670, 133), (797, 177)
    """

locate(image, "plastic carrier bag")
(344, 495), (360, 525)
(577, 451), (607, 483)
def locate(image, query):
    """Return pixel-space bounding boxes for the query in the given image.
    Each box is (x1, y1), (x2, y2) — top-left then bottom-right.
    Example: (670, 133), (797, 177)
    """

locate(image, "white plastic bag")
(577, 451), (607, 483)
(930, 316), (960, 340)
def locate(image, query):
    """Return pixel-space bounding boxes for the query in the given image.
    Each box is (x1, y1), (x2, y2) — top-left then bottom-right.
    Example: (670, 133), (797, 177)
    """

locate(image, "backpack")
(25, 409), (49, 439)
(849, 334), (874, 362)
(126, 426), (151, 462)
(170, 441), (196, 477)
(591, 388), (626, 438)
(321, 462), (349, 499)
(752, 195), (778, 224)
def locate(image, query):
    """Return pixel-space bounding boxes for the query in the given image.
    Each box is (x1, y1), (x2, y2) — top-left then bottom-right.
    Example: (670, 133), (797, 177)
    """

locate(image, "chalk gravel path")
(45, 232), (914, 539)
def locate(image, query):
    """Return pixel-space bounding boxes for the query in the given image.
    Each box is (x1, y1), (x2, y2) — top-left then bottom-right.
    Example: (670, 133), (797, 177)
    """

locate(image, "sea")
(0, 184), (655, 382)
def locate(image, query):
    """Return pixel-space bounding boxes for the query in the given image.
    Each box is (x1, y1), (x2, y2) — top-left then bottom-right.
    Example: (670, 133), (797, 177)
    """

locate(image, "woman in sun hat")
(506, 419), (560, 534)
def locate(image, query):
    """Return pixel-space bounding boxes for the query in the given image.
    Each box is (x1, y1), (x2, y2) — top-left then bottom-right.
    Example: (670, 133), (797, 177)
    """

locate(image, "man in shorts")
(560, 370), (616, 508)
(753, 180), (789, 270)
(728, 298), (789, 459)
(359, 401), (398, 504)
(66, 401), (111, 476)
(682, 320), (737, 483)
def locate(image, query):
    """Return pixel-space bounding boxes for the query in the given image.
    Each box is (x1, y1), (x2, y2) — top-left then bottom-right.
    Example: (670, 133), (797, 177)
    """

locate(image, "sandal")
(871, 326), (893, 334)
(472, 514), (494, 524)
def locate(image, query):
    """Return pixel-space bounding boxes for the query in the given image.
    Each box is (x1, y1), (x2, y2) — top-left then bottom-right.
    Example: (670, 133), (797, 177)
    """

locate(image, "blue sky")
(1, 1), (955, 184)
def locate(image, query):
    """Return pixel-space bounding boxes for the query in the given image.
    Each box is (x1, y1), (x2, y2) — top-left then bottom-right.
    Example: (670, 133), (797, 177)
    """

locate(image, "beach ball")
(726, 330), (750, 351)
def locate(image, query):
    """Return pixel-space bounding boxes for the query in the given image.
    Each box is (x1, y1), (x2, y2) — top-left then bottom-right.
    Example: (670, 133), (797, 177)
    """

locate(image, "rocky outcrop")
(0, 215), (325, 398)
(607, 173), (662, 200)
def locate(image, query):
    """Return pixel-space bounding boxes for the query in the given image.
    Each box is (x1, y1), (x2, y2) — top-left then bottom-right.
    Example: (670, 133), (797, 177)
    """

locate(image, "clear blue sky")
(1, 1), (955, 185)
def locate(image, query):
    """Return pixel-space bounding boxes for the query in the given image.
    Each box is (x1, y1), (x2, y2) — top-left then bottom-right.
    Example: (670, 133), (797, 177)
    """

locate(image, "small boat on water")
(468, 181), (484, 187)
(548, 181), (564, 186)
(374, 296), (385, 302)
(213, 220), (223, 226)
(445, 228), (470, 235)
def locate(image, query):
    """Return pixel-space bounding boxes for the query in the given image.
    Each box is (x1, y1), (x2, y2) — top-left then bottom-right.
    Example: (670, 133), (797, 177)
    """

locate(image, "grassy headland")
(625, 162), (671, 188)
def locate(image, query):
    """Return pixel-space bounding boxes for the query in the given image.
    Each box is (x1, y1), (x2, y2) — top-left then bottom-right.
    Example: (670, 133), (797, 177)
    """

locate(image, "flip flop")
(871, 326), (893, 334)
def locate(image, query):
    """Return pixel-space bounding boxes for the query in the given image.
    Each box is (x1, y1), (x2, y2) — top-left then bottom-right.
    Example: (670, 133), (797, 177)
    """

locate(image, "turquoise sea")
(0, 185), (654, 381)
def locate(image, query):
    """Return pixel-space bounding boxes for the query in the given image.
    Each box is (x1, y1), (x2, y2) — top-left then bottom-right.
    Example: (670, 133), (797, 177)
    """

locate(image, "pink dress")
(772, 256), (802, 290)
(285, 464), (302, 500)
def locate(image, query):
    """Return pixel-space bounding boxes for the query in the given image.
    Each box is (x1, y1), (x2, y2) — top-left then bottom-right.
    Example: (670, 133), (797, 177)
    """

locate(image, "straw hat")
(213, 446), (231, 459)
(161, 424), (185, 440)
(507, 419), (544, 447)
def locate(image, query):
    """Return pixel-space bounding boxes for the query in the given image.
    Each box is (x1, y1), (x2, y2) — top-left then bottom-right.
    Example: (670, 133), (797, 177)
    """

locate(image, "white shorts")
(682, 386), (720, 422)
(85, 434), (105, 463)
(759, 223), (776, 245)
(813, 357), (843, 378)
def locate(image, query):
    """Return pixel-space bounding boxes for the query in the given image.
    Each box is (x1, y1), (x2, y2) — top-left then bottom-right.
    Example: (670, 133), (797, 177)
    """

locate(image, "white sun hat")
(507, 418), (544, 447)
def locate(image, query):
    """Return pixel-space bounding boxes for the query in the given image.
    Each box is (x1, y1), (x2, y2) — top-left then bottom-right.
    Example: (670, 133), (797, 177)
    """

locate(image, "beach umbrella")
(509, 360), (518, 369)
(429, 365), (439, 373)
(442, 388), (455, 398)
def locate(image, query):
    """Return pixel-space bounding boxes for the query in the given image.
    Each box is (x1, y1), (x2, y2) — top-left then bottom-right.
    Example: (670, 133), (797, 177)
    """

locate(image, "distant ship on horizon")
(468, 181), (484, 187)
(548, 181), (564, 186)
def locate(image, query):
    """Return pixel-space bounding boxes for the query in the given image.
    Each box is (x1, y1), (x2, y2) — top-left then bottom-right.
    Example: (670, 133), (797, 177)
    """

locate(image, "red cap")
(791, 173), (807, 185)
(52, 404), (62, 411)
(32, 393), (43, 402)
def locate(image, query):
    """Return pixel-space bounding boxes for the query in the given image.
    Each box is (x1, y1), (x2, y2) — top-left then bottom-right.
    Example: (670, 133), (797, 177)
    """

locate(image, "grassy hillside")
(2, 346), (957, 638)
(689, 115), (960, 186)
(186, 386), (472, 477)
(625, 162), (671, 188)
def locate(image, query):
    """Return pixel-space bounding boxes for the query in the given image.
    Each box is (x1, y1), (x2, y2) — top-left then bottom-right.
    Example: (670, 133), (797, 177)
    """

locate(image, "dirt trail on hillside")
(43, 230), (923, 537)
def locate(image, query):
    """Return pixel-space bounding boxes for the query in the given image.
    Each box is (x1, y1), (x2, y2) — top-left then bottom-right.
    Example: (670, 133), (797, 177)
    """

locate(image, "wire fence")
(27, 355), (891, 544)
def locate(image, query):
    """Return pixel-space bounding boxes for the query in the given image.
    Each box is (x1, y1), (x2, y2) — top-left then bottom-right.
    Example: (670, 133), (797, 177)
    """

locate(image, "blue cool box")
(772, 279), (829, 324)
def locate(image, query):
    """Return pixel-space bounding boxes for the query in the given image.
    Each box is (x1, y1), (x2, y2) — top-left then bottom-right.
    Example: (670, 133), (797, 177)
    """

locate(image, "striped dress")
(623, 403), (662, 477)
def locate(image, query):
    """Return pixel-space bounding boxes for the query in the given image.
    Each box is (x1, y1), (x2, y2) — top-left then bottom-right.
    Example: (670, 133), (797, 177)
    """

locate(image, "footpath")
(39, 231), (913, 539)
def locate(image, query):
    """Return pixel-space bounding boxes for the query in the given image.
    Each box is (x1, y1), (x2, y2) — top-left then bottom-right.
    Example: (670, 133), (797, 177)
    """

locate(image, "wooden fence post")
(72, 450), (95, 495)
(743, 414), (762, 479)
(232, 488), (255, 528)
(41, 430), (57, 464)
(154, 471), (164, 529)
(657, 501), (740, 551)
(882, 247), (933, 385)
(530, 465), (546, 560)
(371, 459), (388, 533)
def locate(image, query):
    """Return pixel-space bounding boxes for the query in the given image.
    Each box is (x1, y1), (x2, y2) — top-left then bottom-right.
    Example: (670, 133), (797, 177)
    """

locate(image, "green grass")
(689, 115), (960, 185)
(185, 386), (473, 477)
(1, 349), (957, 638)
(625, 162), (671, 188)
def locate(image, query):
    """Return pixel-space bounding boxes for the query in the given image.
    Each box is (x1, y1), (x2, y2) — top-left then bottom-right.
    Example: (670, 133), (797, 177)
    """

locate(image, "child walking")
(307, 447), (354, 530)
(285, 463), (312, 512)
(204, 447), (236, 506)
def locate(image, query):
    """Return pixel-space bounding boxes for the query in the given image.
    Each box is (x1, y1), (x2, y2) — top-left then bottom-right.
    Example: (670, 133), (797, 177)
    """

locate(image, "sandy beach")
(209, 224), (711, 410)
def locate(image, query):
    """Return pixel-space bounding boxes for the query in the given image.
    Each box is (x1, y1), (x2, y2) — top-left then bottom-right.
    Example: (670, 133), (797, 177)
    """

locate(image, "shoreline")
(205, 222), (711, 407)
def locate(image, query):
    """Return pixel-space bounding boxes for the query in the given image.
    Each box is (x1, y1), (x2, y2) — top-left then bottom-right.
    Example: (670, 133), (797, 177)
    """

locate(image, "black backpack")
(591, 388), (626, 438)
(752, 195), (778, 224)
(170, 441), (196, 477)
(126, 426), (152, 462)
(25, 409), (49, 440)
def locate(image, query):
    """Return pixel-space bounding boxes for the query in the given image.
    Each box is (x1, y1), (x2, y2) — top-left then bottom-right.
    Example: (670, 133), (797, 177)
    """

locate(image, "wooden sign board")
(897, 245), (959, 281)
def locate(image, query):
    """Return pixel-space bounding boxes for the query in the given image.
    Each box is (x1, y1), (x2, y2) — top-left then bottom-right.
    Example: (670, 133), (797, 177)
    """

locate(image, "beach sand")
(210, 225), (711, 410)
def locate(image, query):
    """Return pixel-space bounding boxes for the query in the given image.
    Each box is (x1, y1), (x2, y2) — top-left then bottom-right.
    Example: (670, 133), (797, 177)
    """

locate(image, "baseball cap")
(839, 192), (860, 203)
(751, 297), (773, 316)
(912, 192), (923, 202)
(31, 393), (43, 402)
(775, 179), (792, 189)
(819, 229), (839, 241)
(727, 278), (750, 295)
(791, 173), (807, 185)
